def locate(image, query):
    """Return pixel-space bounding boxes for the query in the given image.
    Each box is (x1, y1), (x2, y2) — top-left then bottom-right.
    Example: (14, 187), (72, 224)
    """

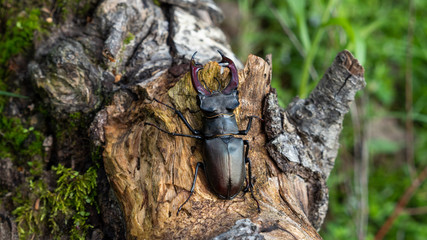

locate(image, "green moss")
(91, 145), (103, 167)
(0, 111), (44, 167)
(12, 180), (50, 239)
(124, 32), (135, 45)
(1, 2), (99, 239)
(13, 165), (98, 240)
(0, 8), (43, 62)
(68, 111), (83, 128)
(54, 111), (87, 141)
(50, 164), (98, 239)
(69, 112), (81, 120)
(0, 2), (47, 167)
(0, 101), (97, 240)
(3, 104), (99, 239)
(54, 0), (96, 22)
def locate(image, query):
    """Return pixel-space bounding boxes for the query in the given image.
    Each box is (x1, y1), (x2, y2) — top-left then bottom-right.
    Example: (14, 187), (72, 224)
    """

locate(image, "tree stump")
(25, 0), (365, 238)
(101, 50), (364, 239)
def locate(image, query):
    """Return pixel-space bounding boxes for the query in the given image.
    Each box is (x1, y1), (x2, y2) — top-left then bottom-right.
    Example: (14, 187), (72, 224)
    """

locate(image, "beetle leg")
(177, 162), (204, 215)
(144, 122), (203, 139)
(243, 140), (261, 213)
(238, 115), (263, 135)
(152, 98), (201, 135)
(242, 140), (253, 191)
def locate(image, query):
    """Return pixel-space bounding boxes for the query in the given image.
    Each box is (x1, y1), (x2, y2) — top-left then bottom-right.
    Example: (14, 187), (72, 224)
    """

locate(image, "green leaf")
(0, 90), (28, 98)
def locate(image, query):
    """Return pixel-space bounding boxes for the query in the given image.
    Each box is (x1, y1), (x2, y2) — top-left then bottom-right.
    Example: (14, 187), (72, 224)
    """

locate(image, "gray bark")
(264, 50), (365, 230)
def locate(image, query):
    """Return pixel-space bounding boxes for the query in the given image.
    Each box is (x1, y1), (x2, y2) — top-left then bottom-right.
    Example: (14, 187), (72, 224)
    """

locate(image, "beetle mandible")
(145, 51), (260, 215)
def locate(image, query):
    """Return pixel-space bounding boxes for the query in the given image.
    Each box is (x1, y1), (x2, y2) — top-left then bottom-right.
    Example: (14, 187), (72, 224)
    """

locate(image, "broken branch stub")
(264, 50), (365, 230)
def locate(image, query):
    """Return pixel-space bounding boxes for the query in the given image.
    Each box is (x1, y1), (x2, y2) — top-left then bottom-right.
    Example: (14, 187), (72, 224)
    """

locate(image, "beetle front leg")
(238, 115), (263, 135)
(243, 140), (260, 213)
(177, 162), (204, 215)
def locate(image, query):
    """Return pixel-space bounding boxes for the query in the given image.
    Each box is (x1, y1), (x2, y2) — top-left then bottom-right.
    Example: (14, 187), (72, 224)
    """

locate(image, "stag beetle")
(145, 51), (260, 215)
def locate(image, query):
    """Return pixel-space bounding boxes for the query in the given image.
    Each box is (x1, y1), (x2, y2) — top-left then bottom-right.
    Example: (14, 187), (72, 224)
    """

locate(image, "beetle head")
(190, 51), (240, 116)
(197, 90), (239, 117)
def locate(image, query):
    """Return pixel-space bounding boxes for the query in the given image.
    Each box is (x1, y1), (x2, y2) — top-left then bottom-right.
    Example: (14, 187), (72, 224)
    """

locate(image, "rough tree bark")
(24, 0), (365, 239)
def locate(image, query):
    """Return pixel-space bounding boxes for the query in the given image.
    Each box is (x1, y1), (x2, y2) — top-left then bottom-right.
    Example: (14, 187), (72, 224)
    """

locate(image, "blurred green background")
(1, 0), (427, 239)
(219, 0), (427, 239)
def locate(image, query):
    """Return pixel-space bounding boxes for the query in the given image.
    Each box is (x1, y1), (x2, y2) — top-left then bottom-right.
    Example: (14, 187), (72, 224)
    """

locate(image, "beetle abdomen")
(203, 137), (245, 199)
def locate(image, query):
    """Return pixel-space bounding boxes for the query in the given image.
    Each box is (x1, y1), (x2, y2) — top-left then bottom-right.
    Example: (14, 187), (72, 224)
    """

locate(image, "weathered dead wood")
(101, 50), (364, 239)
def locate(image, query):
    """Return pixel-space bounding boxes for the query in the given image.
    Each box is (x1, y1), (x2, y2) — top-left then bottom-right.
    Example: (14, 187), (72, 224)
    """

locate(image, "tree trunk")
(23, 0), (365, 239)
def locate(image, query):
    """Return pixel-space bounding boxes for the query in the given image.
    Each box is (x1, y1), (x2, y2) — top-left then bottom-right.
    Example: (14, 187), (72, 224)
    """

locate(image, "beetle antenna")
(191, 51), (198, 60)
